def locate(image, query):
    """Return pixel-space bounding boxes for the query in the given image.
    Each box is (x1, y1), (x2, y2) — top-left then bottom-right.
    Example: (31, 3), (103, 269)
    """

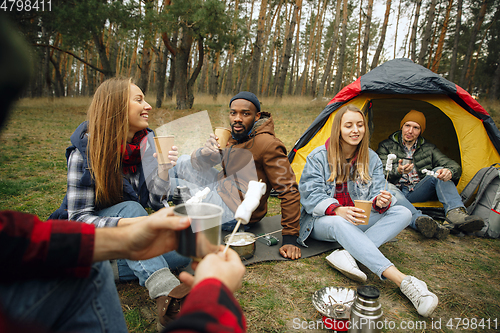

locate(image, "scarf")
(122, 129), (148, 175)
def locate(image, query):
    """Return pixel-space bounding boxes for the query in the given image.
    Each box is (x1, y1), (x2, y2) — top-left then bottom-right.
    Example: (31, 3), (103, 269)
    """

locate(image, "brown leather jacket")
(190, 112), (301, 244)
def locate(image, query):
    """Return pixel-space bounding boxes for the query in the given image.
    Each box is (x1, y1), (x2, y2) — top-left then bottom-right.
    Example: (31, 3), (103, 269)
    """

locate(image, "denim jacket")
(297, 146), (396, 247)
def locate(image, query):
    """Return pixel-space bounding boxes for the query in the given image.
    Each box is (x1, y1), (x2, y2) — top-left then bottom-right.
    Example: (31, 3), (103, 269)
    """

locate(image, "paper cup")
(354, 200), (372, 225)
(214, 127), (231, 149)
(173, 203), (223, 261)
(154, 135), (175, 165)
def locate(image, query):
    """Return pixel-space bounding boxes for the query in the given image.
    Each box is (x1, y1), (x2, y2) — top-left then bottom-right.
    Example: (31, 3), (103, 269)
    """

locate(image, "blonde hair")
(327, 105), (371, 184)
(87, 77), (132, 207)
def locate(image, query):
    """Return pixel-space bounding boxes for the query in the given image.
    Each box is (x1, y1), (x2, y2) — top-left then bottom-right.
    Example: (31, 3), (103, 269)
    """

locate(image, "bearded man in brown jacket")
(171, 91), (301, 260)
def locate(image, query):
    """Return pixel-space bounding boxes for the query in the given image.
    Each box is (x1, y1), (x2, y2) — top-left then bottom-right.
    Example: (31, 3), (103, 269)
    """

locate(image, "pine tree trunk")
(448, 0), (462, 82)
(317, 0), (341, 98)
(175, 29), (193, 109)
(418, 0), (437, 66)
(431, 0), (453, 73)
(459, 0), (488, 89)
(393, 0), (402, 58)
(356, 0), (363, 77)
(360, 0), (373, 75)
(155, 43), (168, 108)
(371, 0), (391, 69)
(409, 0), (422, 62)
(333, 0), (349, 95)
(249, 0), (268, 95)
(296, 0), (324, 95)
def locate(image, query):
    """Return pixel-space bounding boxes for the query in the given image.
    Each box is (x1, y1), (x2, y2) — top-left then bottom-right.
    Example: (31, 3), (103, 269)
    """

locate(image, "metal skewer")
(253, 229), (282, 240)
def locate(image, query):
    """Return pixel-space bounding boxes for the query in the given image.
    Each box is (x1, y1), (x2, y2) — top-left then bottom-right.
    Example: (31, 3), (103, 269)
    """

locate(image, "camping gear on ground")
(223, 232), (256, 259)
(256, 233), (279, 246)
(289, 58), (500, 217)
(171, 186), (192, 205)
(173, 203), (223, 261)
(312, 286), (356, 331)
(460, 163), (500, 238)
(348, 286), (383, 333)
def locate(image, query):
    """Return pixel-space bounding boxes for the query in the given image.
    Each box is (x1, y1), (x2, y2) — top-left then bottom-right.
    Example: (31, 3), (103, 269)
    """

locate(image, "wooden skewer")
(223, 218), (243, 254)
(253, 229), (282, 240)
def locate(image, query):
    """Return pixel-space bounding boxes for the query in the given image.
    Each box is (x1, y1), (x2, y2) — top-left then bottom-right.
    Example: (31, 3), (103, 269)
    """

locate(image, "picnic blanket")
(222, 215), (341, 265)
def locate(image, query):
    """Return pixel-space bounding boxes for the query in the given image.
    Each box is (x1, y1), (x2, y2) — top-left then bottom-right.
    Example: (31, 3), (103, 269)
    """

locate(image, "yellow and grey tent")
(289, 58), (500, 210)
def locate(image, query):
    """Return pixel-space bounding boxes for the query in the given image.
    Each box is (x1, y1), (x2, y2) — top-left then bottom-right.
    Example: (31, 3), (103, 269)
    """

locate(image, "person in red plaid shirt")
(298, 105), (438, 318)
(0, 16), (246, 333)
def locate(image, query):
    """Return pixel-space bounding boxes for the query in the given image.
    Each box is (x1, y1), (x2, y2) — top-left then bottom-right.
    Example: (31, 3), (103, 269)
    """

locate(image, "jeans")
(0, 261), (128, 333)
(97, 201), (190, 286)
(310, 206), (411, 279)
(392, 167), (465, 228)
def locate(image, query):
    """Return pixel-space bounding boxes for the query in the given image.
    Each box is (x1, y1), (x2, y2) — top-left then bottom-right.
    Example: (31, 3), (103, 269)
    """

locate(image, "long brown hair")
(327, 105), (371, 184)
(87, 77), (132, 207)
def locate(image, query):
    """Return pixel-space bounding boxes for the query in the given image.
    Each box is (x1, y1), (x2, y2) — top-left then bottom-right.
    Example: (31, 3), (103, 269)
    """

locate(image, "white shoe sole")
(418, 294), (439, 317)
(326, 257), (367, 283)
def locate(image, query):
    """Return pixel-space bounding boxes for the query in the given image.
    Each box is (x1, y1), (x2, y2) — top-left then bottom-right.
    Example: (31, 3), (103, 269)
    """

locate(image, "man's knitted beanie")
(229, 91), (261, 113)
(400, 110), (426, 133)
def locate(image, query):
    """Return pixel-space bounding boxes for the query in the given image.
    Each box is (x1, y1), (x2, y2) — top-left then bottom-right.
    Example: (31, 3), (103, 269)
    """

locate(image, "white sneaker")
(400, 276), (438, 317)
(325, 249), (367, 283)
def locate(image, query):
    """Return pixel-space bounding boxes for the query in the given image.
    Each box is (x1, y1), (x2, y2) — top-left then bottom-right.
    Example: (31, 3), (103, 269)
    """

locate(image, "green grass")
(2, 95), (500, 332)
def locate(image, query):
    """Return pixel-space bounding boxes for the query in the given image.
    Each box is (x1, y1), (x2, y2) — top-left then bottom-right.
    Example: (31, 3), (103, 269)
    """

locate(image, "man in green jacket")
(376, 110), (484, 239)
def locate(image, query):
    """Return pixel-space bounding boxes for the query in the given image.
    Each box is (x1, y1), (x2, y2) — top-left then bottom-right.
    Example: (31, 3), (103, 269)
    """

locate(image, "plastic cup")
(354, 200), (372, 225)
(214, 127), (231, 149)
(154, 135), (175, 165)
(173, 203), (223, 261)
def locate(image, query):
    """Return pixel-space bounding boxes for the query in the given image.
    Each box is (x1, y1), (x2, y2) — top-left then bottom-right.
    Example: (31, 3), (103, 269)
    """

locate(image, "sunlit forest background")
(6, 0), (500, 109)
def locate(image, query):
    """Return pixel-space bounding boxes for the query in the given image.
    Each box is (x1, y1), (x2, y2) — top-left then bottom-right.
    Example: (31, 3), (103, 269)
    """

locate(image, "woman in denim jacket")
(298, 105), (438, 317)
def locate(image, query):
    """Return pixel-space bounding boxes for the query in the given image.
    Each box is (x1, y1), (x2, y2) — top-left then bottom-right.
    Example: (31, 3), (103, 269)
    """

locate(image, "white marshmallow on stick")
(223, 180), (267, 254)
(185, 187), (210, 204)
(384, 154), (397, 190)
(385, 154), (397, 171)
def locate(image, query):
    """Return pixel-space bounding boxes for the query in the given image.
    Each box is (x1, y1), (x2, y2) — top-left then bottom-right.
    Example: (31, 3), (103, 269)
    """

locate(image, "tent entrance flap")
(369, 98), (461, 167)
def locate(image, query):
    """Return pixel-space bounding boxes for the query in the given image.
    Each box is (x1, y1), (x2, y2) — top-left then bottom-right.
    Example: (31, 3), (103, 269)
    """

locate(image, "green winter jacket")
(376, 130), (462, 185)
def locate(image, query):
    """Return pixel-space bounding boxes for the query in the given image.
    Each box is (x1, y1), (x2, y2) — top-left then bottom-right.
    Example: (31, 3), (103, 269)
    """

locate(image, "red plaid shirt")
(0, 210), (95, 282)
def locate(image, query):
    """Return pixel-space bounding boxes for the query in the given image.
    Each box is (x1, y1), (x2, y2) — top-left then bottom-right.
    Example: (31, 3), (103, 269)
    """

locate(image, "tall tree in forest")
(160, 0), (238, 109)
(249, 0), (269, 95)
(360, 0), (374, 75)
(333, 0), (349, 95)
(318, 0), (342, 98)
(418, 0), (437, 65)
(371, 0), (391, 69)
(137, 0), (156, 93)
(296, 0), (325, 95)
(276, 0), (302, 98)
(409, 0), (422, 62)
(449, 0), (462, 82)
(431, 0), (454, 73)
(459, 0), (488, 89)
(393, 0), (402, 58)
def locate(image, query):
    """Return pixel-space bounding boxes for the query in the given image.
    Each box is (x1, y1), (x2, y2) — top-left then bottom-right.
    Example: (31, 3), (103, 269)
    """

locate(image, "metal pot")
(224, 232), (256, 260)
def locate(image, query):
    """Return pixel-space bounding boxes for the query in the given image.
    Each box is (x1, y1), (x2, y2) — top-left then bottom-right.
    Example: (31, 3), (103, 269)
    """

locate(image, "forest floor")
(1, 95), (500, 332)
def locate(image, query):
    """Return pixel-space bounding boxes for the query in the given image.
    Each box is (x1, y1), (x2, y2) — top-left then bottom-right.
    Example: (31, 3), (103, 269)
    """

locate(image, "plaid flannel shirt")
(0, 210), (94, 282)
(66, 148), (169, 227)
(398, 142), (420, 191)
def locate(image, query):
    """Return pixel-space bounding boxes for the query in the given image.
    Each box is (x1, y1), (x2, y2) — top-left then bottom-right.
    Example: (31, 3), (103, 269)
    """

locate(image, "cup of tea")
(214, 127), (231, 149)
(173, 203), (223, 261)
(154, 135), (175, 165)
(401, 157), (413, 166)
(354, 200), (372, 225)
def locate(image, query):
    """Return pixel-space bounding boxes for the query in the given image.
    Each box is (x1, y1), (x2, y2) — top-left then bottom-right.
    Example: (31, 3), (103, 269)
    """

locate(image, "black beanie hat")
(229, 91), (261, 113)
